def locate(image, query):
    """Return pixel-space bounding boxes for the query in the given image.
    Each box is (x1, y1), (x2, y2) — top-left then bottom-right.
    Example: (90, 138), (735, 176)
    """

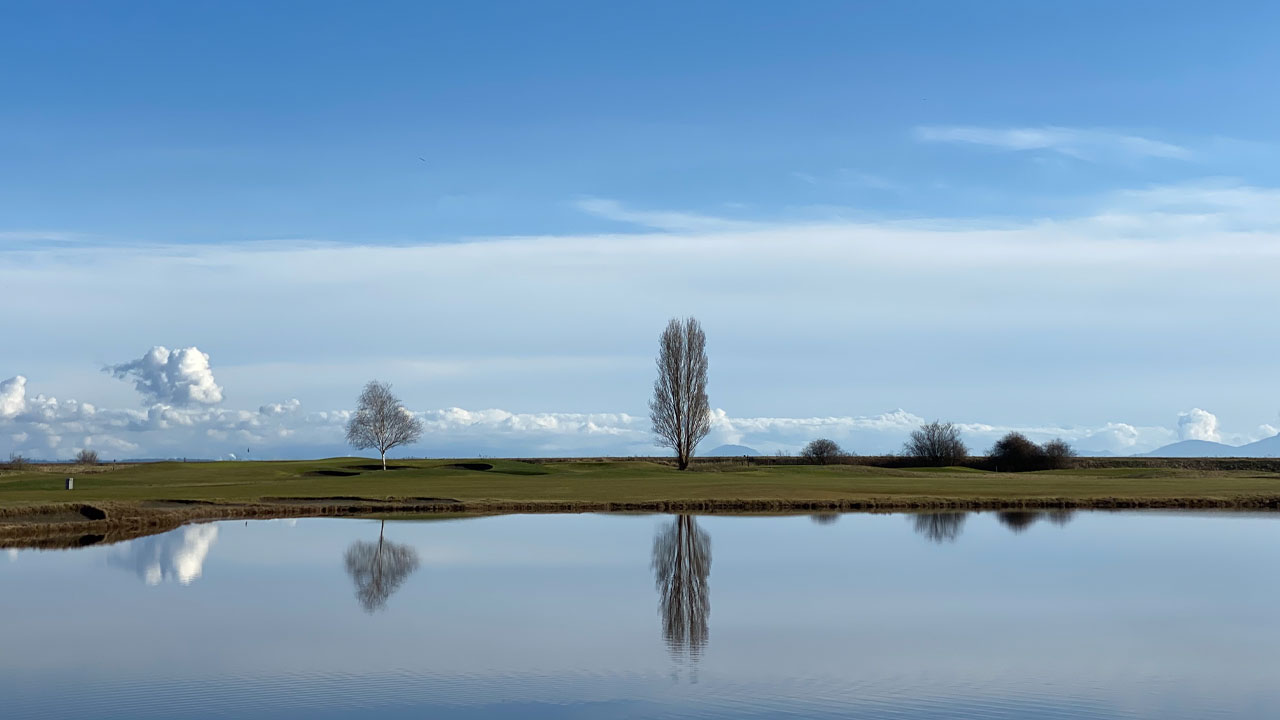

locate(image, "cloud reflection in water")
(108, 524), (219, 585)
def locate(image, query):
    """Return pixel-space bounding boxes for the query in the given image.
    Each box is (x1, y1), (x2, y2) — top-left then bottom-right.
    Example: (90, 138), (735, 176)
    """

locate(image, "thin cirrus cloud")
(915, 125), (1191, 161)
(574, 197), (758, 232)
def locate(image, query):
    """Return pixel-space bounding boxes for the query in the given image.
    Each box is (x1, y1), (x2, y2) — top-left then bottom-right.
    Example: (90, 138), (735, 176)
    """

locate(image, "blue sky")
(2, 2), (1279, 458)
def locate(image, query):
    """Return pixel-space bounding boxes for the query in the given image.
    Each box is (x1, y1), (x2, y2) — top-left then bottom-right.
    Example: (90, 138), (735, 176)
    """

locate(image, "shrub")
(5, 452), (29, 471)
(902, 421), (969, 466)
(1042, 438), (1076, 470)
(989, 432), (1046, 472)
(800, 438), (845, 464)
(988, 433), (1076, 472)
(74, 448), (100, 466)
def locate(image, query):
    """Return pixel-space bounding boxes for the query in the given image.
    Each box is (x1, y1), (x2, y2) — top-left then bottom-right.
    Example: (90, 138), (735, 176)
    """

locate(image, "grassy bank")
(3, 457), (1280, 546)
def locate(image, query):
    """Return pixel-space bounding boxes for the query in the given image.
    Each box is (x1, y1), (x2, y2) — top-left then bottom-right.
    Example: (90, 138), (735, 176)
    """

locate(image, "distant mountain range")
(1140, 434), (1280, 458)
(705, 444), (762, 456)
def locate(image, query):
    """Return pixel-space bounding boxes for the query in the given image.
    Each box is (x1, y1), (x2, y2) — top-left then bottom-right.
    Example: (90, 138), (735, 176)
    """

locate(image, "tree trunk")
(381, 451), (387, 470)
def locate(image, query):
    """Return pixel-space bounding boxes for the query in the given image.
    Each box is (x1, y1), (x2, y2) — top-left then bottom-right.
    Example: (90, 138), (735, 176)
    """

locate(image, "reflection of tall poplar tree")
(912, 512), (968, 543)
(651, 515), (711, 664)
(344, 520), (420, 613)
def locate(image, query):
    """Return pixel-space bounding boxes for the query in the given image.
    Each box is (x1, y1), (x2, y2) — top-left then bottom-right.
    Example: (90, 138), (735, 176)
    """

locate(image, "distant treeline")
(507, 455), (1280, 473)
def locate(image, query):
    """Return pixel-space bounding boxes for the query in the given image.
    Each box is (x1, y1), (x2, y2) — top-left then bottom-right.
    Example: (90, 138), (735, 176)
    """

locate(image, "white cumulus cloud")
(107, 346), (224, 406)
(1177, 408), (1221, 442)
(0, 375), (25, 418)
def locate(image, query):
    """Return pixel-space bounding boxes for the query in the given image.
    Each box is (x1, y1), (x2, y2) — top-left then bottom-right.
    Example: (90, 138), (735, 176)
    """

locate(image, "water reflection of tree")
(1046, 510), (1076, 526)
(809, 513), (839, 525)
(652, 515), (711, 669)
(344, 520), (420, 613)
(912, 513), (967, 543)
(996, 511), (1045, 533)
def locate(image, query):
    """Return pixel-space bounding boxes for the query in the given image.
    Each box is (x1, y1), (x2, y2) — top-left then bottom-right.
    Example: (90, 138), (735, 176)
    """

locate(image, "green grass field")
(3, 456), (1280, 507)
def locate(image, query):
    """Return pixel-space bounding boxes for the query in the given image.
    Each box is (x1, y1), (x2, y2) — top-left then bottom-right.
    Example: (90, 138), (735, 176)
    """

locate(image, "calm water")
(3, 511), (1278, 719)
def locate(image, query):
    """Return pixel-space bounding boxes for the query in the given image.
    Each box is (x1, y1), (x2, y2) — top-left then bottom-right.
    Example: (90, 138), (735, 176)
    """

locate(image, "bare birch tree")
(649, 317), (711, 470)
(345, 380), (424, 470)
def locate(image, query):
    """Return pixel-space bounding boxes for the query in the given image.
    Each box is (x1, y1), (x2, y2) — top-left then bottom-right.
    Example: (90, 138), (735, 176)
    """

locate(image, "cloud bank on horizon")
(0, 345), (1273, 459)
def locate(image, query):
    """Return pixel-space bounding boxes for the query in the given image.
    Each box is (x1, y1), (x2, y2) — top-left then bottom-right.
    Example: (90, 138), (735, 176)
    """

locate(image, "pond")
(3, 511), (1278, 719)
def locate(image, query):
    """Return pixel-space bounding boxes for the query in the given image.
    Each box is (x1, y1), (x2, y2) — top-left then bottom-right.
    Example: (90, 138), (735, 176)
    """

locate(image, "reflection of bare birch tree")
(652, 515), (711, 666)
(344, 520), (420, 613)
(912, 513), (967, 543)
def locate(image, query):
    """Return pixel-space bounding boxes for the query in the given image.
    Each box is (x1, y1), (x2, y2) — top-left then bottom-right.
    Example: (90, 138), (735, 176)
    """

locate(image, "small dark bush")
(800, 438), (845, 465)
(74, 448), (100, 466)
(902, 421), (969, 466)
(1042, 438), (1076, 470)
(989, 433), (1076, 472)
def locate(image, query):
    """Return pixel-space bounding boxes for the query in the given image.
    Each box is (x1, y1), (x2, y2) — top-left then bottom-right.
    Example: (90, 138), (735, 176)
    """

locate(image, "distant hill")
(1238, 433), (1280, 458)
(705, 444), (761, 456)
(1139, 438), (1274, 458)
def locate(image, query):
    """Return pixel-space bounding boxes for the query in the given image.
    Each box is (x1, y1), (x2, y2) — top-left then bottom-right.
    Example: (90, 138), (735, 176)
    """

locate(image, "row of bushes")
(799, 421), (1075, 472)
(2, 449), (100, 471)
